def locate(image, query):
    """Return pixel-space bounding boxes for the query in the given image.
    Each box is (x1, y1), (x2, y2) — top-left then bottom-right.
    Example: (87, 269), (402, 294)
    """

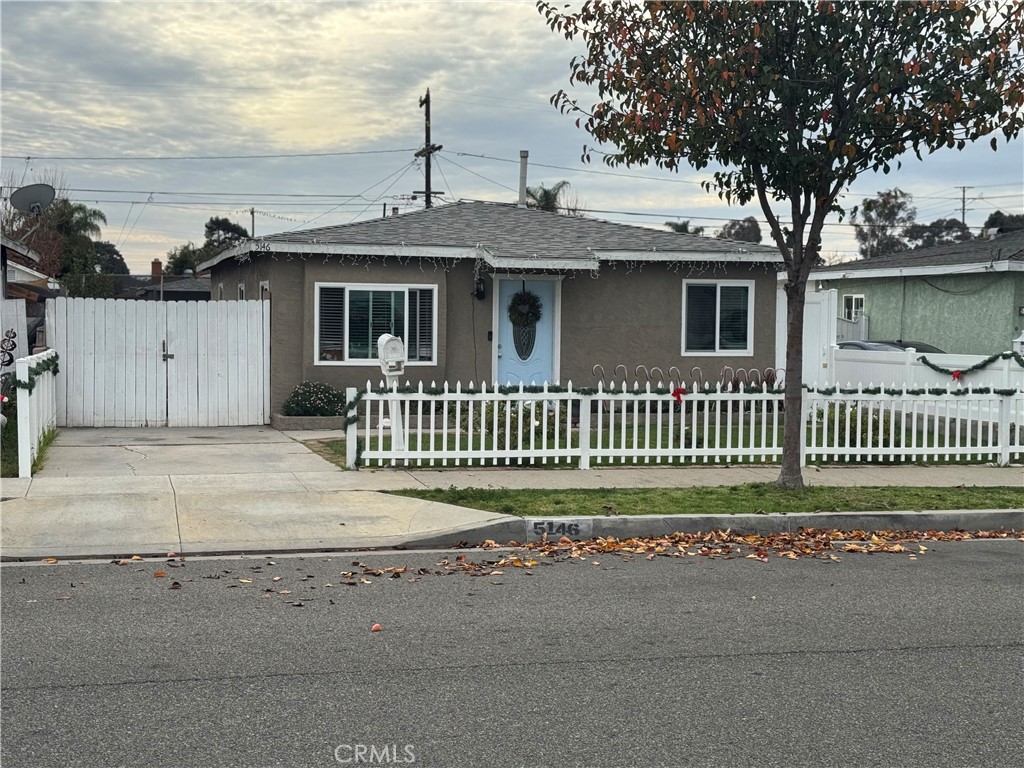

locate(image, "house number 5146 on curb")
(528, 519), (593, 540)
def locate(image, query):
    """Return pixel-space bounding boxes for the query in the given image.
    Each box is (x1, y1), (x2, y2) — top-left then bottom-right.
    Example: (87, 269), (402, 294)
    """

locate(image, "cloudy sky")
(2, 0), (1022, 274)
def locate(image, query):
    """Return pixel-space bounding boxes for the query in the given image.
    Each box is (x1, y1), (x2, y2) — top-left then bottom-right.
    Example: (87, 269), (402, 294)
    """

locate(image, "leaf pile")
(522, 528), (1020, 564)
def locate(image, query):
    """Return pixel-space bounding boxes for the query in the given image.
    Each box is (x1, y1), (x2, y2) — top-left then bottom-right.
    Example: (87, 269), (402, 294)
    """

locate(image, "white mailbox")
(377, 334), (406, 377)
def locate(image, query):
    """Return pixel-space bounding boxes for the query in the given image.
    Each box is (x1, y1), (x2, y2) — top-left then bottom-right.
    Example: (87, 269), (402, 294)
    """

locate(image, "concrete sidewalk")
(1, 427), (1021, 560)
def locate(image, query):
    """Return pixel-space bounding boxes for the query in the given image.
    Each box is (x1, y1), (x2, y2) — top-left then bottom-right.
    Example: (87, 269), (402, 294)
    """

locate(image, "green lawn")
(387, 484), (1024, 518)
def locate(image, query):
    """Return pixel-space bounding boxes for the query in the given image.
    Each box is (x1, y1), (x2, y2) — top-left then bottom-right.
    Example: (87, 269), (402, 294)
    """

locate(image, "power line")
(0, 148), (417, 162)
(450, 150), (707, 185)
(63, 188), (367, 198)
(440, 156), (519, 194)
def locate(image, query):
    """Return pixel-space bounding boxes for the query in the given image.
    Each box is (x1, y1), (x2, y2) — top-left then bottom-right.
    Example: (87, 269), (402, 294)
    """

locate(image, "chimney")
(151, 259), (162, 279)
(518, 149), (529, 207)
(391, 207), (399, 217)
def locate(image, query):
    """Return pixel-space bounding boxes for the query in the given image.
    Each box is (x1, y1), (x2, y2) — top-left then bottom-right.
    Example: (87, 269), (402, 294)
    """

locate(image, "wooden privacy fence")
(46, 297), (269, 427)
(345, 381), (1023, 469)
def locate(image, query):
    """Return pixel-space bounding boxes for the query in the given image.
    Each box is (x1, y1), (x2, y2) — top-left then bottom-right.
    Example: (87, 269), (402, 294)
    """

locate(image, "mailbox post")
(377, 334), (407, 456)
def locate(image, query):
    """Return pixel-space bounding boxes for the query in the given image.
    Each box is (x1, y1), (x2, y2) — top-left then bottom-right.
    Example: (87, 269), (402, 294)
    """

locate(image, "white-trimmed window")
(237, 283), (246, 300)
(681, 279), (754, 355)
(315, 282), (436, 365)
(259, 280), (271, 300)
(842, 294), (864, 321)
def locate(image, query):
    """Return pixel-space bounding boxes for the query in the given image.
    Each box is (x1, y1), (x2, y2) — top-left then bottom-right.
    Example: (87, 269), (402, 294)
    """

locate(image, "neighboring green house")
(811, 230), (1024, 355)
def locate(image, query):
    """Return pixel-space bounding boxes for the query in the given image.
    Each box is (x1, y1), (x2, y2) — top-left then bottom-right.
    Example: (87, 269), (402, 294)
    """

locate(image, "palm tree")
(665, 219), (704, 236)
(526, 181), (580, 214)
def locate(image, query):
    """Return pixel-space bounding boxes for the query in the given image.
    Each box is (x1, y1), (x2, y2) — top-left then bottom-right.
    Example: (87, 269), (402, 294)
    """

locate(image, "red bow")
(671, 387), (687, 402)
(951, 370), (961, 381)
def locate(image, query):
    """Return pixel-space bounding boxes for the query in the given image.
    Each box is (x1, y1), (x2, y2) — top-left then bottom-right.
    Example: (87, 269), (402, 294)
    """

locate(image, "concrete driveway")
(1, 427), (520, 559)
(33, 426), (339, 477)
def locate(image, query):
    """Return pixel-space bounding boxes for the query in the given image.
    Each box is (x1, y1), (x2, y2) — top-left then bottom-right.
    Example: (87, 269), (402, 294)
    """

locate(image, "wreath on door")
(508, 289), (543, 327)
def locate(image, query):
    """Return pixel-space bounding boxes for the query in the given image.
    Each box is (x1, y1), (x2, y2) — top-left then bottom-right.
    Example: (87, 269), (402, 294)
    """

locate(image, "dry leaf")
(153, 571), (166, 578)
(42, 557), (58, 564)
(238, 578), (253, 583)
(131, 555), (143, 561)
(272, 576), (282, 582)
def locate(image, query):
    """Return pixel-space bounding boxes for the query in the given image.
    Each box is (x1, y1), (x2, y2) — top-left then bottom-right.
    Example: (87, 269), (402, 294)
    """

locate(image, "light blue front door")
(497, 279), (556, 385)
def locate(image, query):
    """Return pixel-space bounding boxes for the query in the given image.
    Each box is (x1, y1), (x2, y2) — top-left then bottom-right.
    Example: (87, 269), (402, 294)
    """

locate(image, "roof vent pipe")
(518, 150), (529, 208)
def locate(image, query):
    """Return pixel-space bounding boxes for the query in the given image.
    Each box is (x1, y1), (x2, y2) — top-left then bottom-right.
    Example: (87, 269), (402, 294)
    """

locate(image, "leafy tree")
(717, 216), (762, 243)
(539, 0), (1023, 488)
(903, 218), (973, 250)
(93, 241), (129, 275)
(852, 188), (916, 258)
(525, 181), (584, 215)
(164, 243), (204, 275)
(664, 220), (705, 236)
(982, 210), (1024, 233)
(203, 216), (248, 254)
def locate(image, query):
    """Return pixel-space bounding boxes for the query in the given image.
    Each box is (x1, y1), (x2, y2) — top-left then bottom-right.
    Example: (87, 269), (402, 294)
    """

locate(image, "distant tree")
(525, 181), (584, 215)
(93, 241), (129, 274)
(664, 219), (705, 236)
(164, 243), (204, 275)
(903, 218), (973, 250)
(717, 216), (762, 243)
(982, 210), (1024, 233)
(852, 189), (916, 259)
(203, 216), (248, 254)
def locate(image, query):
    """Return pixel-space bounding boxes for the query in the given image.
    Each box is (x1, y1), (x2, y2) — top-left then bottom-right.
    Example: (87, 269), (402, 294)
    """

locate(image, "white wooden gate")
(45, 297), (269, 427)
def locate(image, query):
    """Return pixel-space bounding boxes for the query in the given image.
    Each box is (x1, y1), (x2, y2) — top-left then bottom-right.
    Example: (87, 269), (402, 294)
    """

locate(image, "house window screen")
(316, 284), (434, 364)
(407, 288), (433, 362)
(318, 287), (346, 361)
(683, 281), (752, 354)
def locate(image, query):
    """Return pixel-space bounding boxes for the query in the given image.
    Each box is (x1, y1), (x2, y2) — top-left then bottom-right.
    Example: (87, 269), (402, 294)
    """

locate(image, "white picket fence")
(345, 381), (1023, 469)
(13, 349), (59, 478)
(46, 297), (269, 427)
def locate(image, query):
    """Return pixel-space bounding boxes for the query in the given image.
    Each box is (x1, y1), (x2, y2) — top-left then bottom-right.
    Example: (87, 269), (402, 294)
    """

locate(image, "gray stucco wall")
(211, 255), (779, 413)
(822, 272), (1022, 354)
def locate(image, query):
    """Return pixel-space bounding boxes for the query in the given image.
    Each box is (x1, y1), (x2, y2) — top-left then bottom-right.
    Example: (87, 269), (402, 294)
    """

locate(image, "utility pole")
(250, 207), (255, 237)
(414, 89), (443, 208)
(956, 186), (973, 227)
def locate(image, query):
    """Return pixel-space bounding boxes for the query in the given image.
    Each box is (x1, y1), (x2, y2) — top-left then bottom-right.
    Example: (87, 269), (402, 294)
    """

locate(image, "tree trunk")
(777, 282), (807, 489)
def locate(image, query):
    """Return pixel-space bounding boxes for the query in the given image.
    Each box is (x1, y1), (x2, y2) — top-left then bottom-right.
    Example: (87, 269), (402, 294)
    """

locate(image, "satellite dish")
(10, 183), (56, 215)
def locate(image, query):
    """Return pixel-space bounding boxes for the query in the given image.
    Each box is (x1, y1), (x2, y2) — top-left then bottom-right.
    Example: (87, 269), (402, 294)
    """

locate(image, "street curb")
(400, 508), (1023, 547)
(2, 510), (1019, 563)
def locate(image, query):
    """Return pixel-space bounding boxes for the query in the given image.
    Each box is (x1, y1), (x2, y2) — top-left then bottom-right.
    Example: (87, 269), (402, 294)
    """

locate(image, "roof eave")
(810, 260), (1023, 280)
(597, 249), (783, 264)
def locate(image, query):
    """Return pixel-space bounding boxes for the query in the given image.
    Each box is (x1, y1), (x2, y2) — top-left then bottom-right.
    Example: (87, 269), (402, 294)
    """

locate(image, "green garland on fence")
(804, 384), (1019, 397)
(917, 350), (1024, 380)
(365, 383), (787, 397)
(10, 353), (60, 394)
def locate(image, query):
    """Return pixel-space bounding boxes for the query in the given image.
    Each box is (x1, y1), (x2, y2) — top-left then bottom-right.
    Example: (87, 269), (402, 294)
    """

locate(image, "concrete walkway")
(1, 427), (1021, 560)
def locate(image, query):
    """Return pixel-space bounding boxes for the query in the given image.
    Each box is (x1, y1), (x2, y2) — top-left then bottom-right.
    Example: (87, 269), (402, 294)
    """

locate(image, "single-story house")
(199, 200), (783, 413)
(810, 230), (1024, 355)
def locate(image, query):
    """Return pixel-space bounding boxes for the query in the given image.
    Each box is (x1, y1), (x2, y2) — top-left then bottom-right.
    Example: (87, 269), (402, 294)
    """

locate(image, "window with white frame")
(316, 283), (436, 364)
(237, 283), (246, 300)
(842, 294), (864, 321)
(681, 279), (754, 355)
(259, 280), (270, 300)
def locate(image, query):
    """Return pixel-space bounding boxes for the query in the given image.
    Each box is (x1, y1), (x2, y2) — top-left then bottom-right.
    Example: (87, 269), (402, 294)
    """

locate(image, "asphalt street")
(1, 540), (1022, 768)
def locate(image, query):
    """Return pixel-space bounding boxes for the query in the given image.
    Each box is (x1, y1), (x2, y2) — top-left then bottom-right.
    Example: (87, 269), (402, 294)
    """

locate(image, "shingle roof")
(813, 230), (1024, 276)
(202, 200), (781, 270)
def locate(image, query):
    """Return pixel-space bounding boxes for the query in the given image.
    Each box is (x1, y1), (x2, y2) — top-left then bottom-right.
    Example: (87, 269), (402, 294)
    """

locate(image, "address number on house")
(526, 519), (593, 541)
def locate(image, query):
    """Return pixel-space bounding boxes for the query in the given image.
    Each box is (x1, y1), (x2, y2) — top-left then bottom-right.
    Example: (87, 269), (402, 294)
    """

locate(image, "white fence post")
(578, 393), (591, 470)
(997, 394), (1011, 467)
(345, 387), (358, 469)
(16, 354), (32, 478)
